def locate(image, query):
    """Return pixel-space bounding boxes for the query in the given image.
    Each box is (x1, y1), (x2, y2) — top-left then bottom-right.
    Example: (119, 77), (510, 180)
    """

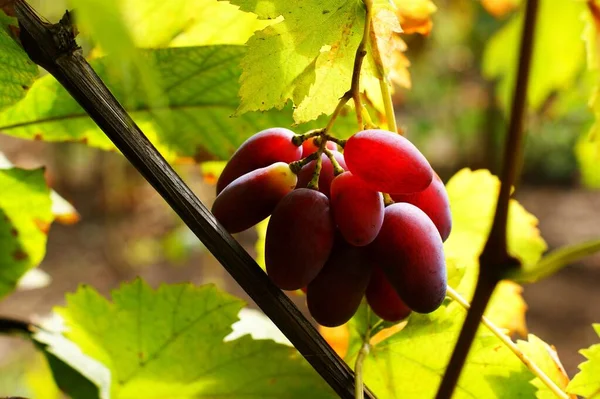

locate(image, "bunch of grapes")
(212, 127), (452, 327)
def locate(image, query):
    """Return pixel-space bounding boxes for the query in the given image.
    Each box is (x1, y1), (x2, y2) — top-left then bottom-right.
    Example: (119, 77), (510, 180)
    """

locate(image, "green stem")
(308, 151), (323, 190)
(324, 135), (347, 148)
(379, 77), (398, 133)
(354, 342), (370, 399)
(324, 148), (345, 175)
(289, 152), (319, 174)
(292, 128), (325, 146)
(446, 286), (569, 399)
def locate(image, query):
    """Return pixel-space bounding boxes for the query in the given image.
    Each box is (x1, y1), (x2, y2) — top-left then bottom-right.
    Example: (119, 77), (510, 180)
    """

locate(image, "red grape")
(391, 173), (452, 241)
(330, 172), (384, 246)
(212, 162), (296, 233)
(296, 152), (347, 197)
(307, 239), (371, 327)
(344, 129), (433, 194)
(216, 128), (302, 194)
(302, 138), (338, 156)
(366, 266), (412, 322)
(370, 203), (446, 313)
(266, 189), (335, 290)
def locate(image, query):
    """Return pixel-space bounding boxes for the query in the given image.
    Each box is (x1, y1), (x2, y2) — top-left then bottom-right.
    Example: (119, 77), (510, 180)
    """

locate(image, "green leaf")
(0, 11), (38, 111)
(516, 334), (573, 399)
(36, 279), (335, 399)
(0, 168), (52, 298)
(347, 304), (536, 398)
(230, 0), (367, 123)
(575, 130), (600, 189)
(567, 324), (600, 398)
(0, 45), (353, 161)
(482, 0), (586, 111)
(512, 238), (600, 283)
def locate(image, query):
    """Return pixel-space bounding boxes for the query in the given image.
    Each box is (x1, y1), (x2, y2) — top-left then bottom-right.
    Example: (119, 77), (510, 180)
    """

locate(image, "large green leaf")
(35, 279), (335, 399)
(0, 45), (355, 161)
(0, 168), (52, 298)
(230, 0), (374, 123)
(482, 0), (586, 111)
(0, 11), (38, 111)
(567, 324), (600, 398)
(347, 304), (536, 398)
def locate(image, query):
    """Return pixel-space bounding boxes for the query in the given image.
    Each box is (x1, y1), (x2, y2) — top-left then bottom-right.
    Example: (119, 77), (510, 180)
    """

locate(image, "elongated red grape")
(370, 203), (446, 313)
(391, 173), (452, 241)
(266, 189), (334, 290)
(344, 129), (433, 194)
(216, 128), (301, 194)
(212, 162), (296, 233)
(330, 172), (384, 246)
(302, 138), (338, 156)
(366, 266), (412, 322)
(307, 239), (372, 327)
(296, 152), (347, 197)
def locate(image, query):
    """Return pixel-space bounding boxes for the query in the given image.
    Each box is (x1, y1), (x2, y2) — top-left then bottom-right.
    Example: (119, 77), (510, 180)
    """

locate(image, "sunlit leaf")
(483, 0), (586, 111)
(0, 151), (80, 224)
(575, 129), (600, 188)
(230, 0), (367, 123)
(0, 11), (37, 111)
(517, 334), (575, 399)
(0, 168), (52, 298)
(36, 279), (335, 399)
(347, 304), (536, 398)
(567, 324), (600, 398)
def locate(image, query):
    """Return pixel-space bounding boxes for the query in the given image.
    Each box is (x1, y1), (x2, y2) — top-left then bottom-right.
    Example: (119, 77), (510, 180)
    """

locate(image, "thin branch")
(435, 1), (539, 397)
(325, 0), (373, 134)
(0, 316), (35, 336)
(13, 2), (375, 398)
(446, 287), (569, 399)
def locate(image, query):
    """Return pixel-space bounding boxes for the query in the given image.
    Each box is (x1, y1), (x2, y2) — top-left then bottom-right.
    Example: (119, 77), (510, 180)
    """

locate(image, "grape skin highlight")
(344, 129), (433, 194)
(216, 128), (302, 194)
(330, 172), (384, 246)
(212, 162), (296, 234)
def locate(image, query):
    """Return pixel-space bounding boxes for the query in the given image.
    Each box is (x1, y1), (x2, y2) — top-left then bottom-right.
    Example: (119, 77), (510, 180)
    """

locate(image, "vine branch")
(13, 2), (375, 398)
(435, 0), (539, 397)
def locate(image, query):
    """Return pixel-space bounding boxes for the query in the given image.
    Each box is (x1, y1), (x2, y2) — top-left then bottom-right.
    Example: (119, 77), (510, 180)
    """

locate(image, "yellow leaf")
(393, 0), (437, 35)
(517, 334), (576, 398)
(487, 280), (528, 336)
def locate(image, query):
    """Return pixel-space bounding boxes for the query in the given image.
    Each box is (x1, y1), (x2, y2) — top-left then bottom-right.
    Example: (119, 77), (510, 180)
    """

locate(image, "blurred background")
(0, 0), (599, 396)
